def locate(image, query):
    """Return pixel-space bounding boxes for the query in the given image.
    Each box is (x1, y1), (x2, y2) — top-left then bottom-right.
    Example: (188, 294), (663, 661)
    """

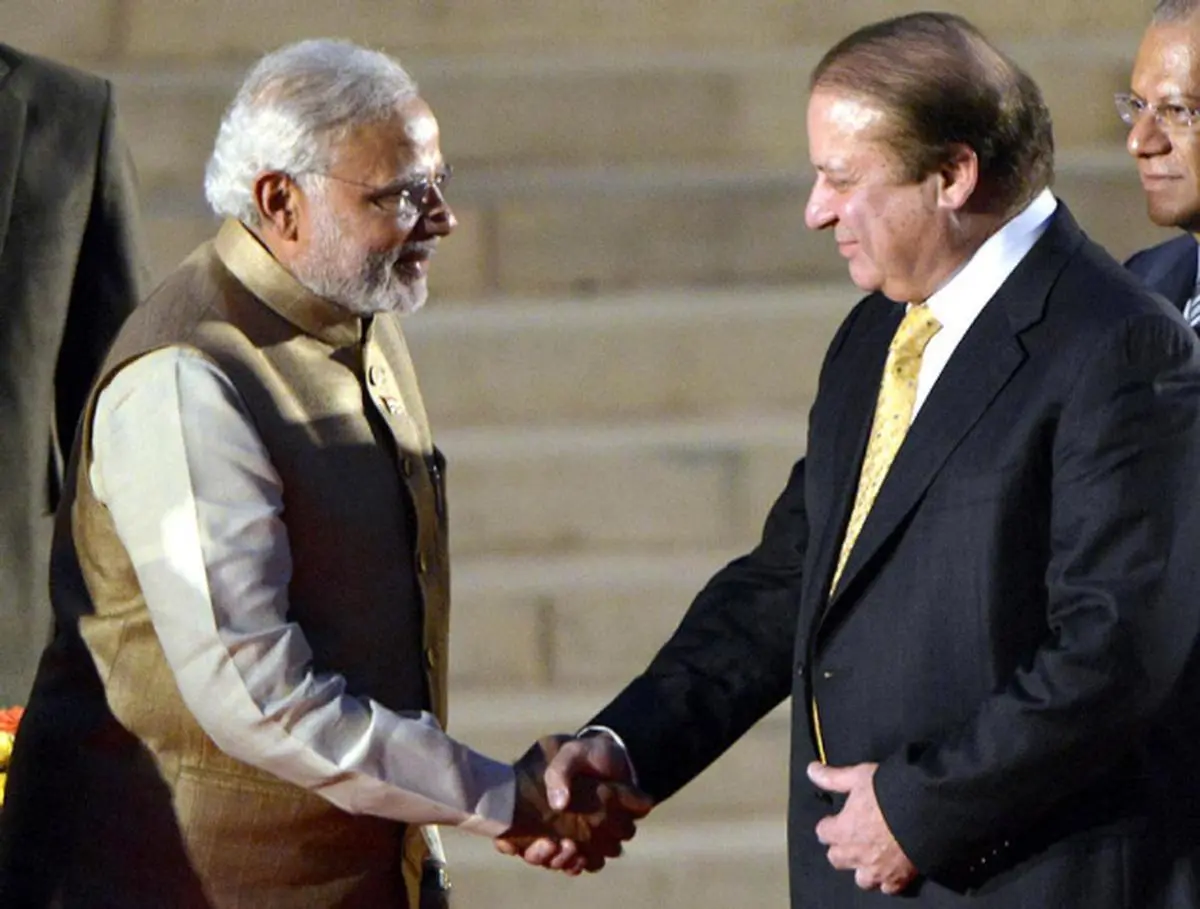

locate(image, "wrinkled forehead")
(1135, 22), (1200, 98)
(807, 89), (906, 163)
(329, 96), (442, 175)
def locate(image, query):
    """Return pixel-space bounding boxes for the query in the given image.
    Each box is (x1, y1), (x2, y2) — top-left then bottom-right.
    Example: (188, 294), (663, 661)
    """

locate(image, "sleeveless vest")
(9, 221), (450, 908)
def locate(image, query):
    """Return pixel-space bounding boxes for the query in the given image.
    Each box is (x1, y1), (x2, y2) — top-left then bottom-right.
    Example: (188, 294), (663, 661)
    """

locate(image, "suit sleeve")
(873, 311), (1200, 880)
(53, 80), (147, 499)
(590, 458), (808, 801)
(589, 296), (871, 802)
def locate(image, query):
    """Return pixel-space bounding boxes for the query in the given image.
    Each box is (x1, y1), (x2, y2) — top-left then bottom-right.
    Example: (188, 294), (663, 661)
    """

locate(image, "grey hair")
(1153, 0), (1200, 22)
(203, 38), (419, 225)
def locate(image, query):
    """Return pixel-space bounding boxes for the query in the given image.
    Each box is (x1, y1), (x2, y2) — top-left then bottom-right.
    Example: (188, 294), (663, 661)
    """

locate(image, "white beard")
(293, 199), (429, 317)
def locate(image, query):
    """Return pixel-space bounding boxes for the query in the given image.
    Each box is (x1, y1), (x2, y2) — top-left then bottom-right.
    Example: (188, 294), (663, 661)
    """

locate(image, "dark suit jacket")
(1126, 233), (1198, 314)
(0, 45), (144, 704)
(594, 205), (1200, 908)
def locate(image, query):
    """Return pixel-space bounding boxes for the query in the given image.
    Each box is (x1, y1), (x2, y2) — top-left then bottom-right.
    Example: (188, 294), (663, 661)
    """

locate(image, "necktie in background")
(1183, 281), (1200, 327)
(812, 303), (942, 763)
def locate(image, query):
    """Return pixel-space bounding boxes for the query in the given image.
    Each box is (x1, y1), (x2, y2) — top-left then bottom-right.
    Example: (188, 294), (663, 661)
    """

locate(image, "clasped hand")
(495, 734), (653, 874)
(808, 761), (917, 896)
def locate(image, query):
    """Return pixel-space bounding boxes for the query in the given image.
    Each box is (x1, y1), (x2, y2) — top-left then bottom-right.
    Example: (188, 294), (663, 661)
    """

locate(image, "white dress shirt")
(914, 188), (1058, 419)
(91, 346), (514, 836)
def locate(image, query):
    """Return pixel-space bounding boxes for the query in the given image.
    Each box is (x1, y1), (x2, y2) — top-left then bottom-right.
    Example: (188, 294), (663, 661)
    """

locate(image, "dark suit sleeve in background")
(51, 82), (145, 507)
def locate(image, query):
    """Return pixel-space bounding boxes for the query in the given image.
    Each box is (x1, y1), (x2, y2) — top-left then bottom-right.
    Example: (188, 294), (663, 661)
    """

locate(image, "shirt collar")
(924, 189), (1057, 334)
(213, 218), (363, 349)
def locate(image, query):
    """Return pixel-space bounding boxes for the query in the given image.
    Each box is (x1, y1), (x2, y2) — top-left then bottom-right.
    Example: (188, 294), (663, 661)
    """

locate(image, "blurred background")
(0, 1), (1173, 905)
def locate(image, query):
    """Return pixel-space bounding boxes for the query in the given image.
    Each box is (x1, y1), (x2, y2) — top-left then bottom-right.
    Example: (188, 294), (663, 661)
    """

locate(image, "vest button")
(368, 365), (385, 386)
(402, 457), (415, 477)
(424, 646), (437, 669)
(383, 396), (403, 415)
(418, 552), (429, 573)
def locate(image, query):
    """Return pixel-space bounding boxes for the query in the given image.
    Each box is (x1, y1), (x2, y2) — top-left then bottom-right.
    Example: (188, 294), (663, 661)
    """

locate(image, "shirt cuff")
(577, 724), (640, 788)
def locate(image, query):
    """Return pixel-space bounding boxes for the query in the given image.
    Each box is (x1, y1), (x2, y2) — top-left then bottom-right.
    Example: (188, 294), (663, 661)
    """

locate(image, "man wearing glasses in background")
(1122, 0), (1200, 326)
(0, 38), (648, 908)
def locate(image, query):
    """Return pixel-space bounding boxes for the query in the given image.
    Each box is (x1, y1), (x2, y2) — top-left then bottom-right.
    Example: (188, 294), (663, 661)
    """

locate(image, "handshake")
(495, 733), (654, 874)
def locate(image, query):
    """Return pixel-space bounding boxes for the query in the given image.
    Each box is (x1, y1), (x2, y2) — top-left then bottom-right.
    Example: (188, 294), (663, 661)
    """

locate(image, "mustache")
(397, 241), (438, 258)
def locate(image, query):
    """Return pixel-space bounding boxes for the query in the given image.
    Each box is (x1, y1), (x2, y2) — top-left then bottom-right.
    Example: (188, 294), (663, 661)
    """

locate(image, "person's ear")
(935, 144), (979, 211)
(253, 172), (302, 241)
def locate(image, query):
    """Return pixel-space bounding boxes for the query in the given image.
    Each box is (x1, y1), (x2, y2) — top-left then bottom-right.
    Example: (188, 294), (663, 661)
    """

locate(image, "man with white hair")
(0, 39), (648, 908)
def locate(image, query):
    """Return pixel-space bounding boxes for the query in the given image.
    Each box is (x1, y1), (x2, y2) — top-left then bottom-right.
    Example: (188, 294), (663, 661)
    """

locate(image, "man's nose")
(805, 182), (835, 231)
(421, 191), (456, 237)
(1128, 114), (1171, 157)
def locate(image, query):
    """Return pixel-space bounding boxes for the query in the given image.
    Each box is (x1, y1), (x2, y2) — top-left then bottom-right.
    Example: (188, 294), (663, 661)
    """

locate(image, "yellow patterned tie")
(812, 303), (941, 763)
(830, 303), (942, 592)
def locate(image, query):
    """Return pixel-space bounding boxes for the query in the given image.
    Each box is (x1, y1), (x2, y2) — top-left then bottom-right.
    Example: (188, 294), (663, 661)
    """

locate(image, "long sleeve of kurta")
(90, 346), (515, 836)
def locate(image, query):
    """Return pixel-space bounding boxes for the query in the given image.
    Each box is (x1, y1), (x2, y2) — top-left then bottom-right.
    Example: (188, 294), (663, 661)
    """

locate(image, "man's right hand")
(495, 734), (652, 874)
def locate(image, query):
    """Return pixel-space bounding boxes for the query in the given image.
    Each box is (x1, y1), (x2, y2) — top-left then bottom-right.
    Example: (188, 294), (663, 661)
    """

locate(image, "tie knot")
(891, 304), (942, 357)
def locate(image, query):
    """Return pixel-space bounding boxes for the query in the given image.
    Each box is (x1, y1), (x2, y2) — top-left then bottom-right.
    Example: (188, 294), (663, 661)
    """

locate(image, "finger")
(814, 816), (839, 846)
(493, 838), (518, 857)
(807, 761), (856, 794)
(547, 839), (580, 871)
(592, 835), (625, 859)
(562, 854), (589, 876)
(521, 838), (561, 867)
(590, 786), (645, 840)
(545, 741), (589, 811)
(583, 853), (608, 874)
(611, 782), (654, 817)
(824, 845), (857, 872)
(855, 867), (881, 891)
(607, 813), (637, 843)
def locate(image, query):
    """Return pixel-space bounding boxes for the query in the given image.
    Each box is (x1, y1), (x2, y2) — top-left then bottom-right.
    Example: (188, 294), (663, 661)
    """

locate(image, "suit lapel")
(819, 205), (1085, 627)
(797, 298), (901, 630)
(0, 57), (27, 262)
(1152, 237), (1198, 313)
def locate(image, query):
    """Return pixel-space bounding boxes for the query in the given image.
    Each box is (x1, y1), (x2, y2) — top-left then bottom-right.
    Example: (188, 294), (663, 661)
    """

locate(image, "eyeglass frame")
(295, 165), (453, 223)
(1114, 92), (1200, 131)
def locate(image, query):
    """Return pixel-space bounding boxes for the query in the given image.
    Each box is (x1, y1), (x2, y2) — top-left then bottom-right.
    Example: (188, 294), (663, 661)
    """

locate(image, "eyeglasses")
(300, 166), (452, 221)
(1114, 92), (1200, 130)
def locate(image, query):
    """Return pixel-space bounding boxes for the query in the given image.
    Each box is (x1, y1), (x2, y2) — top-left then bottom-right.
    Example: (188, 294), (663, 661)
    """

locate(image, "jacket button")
(417, 552), (429, 573)
(425, 647), (437, 669)
(368, 365), (385, 386)
(402, 457), (414, 477)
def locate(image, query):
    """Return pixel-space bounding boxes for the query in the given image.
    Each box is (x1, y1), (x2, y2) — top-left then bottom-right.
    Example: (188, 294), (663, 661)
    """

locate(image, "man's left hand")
(807, 761), (917, 896)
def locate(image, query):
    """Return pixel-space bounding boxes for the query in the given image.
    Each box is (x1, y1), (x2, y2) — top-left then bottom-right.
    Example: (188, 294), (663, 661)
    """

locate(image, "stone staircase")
(2, 1), (1179, 904)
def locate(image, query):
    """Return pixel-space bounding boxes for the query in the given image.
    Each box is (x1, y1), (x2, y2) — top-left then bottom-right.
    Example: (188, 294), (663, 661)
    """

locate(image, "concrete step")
(405, 284), (851, 429)
(440, 417), (802, 557)
(7, 0), (1147, 64)
(139, 151), (1176, 299)
(100, 38), (1134, 202)
(447, 550), (750, 688)
(440, 817), (789, 909)
(446, 689), (792, 825)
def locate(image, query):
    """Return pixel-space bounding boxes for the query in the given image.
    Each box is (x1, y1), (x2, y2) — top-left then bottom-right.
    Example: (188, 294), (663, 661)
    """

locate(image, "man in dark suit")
(0, 45), (145, 704)
(499, 12), (1200, 907)
(1122, 0), (1200, 319)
